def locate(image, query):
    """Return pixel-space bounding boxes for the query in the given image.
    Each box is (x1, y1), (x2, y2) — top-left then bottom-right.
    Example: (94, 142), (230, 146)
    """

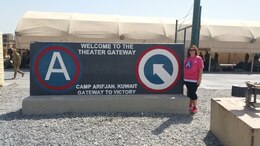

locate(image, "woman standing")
(184, 45), (204, 113)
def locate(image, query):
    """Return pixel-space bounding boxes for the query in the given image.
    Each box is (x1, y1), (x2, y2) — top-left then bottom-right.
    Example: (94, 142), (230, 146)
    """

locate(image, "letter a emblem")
(185, 61), (192, 68)
(45, 52), (71, 80)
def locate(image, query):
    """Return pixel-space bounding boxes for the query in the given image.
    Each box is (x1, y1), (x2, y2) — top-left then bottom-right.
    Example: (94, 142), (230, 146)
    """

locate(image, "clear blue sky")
(0, 0), (260, 33)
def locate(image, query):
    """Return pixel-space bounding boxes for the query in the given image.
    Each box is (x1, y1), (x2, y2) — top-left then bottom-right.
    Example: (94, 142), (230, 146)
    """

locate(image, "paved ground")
(3, 69), (260, 90)
(4, 69), (30, 88)
(200, 73), (260, 89)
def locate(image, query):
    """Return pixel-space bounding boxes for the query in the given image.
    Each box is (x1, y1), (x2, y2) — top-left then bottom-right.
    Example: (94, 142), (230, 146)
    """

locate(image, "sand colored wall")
(0, 33), (4, 86)
(211, 98), (260, 146)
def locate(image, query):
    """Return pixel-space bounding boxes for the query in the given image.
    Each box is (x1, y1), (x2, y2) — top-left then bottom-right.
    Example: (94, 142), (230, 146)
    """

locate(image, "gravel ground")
(0, 83), (229, 146)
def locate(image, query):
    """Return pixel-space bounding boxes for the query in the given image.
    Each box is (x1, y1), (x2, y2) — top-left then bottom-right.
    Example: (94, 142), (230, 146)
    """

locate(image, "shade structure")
(15, 11), (260, 53)
(69, 13), (119, 39)
(16, 11), (71, 37)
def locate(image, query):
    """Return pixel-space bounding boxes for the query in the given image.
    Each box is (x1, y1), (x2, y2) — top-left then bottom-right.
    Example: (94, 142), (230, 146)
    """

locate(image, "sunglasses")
(189, 49), (196, 51)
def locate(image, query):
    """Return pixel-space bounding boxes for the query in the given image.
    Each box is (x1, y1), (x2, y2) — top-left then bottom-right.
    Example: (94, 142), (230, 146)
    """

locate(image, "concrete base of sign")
(22, 94), (189, 115)
(210, 98), (260, 146)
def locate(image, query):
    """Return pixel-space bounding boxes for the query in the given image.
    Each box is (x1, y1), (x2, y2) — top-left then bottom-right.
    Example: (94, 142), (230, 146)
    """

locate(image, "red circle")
(34, 46), (81, 90)
(135, 46), (181, 93)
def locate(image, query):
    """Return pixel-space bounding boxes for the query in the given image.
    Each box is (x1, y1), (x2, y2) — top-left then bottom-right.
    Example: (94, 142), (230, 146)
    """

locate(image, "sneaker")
(191, 106), (198, 114)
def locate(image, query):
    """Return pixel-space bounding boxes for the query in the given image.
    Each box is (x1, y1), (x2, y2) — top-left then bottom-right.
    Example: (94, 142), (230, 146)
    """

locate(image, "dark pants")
(185, 81), (198, 100)
(13, 65), (24, 78)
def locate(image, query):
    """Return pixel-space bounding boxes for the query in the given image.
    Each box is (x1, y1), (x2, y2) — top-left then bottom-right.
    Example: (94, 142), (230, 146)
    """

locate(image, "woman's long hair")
(187, 45), (199, 57)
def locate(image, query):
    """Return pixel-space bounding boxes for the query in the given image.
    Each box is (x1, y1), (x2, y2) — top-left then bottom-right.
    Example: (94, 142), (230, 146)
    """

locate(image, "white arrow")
(153, 64), (172, 84)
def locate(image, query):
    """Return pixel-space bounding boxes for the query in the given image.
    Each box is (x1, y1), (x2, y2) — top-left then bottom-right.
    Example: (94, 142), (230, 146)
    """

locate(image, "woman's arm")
(197, 68), (203, 85)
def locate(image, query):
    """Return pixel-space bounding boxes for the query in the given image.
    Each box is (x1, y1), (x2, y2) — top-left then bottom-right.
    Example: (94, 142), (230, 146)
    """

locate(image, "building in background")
(2, 33), (14, 59)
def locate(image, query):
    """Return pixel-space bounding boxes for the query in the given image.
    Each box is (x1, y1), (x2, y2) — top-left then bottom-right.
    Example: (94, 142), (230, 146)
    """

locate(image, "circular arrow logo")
(136, 46), (181, 92)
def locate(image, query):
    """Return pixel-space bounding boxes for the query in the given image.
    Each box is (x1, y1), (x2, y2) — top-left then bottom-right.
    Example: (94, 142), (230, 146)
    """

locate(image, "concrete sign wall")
(30, 43), (184, 95)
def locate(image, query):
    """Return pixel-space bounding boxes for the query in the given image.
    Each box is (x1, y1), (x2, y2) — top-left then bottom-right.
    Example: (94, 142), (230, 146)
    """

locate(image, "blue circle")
(38, 50), (77, 87)
(144, 55), (173, 84)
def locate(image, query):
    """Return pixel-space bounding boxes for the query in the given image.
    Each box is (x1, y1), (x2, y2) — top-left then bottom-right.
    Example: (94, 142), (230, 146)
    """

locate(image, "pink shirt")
(184, 56), (204, 82)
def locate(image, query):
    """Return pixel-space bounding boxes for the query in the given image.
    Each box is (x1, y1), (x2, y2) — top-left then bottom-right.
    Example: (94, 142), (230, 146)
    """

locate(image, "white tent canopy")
(176, 20), (260, 52)
(15, 11), (260, 52)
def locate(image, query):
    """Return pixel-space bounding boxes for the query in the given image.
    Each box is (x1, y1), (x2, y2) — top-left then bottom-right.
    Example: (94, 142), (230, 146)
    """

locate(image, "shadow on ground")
(203, 131), (223, 146)
(151, 115), (193, 135)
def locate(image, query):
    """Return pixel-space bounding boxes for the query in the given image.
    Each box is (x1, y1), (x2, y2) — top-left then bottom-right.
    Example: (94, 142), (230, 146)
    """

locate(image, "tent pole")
(208, 54), (211, 72)
(251, 53), (255, 73)
(183, 29), (187, 45)
(175, 20), (178, 43)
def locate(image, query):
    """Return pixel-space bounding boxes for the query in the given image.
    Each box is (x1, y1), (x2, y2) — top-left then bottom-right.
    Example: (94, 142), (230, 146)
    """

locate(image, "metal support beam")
(183, 29), (187, 45)
(175, 20), (178, 43)
(191, 0), (201, 47)
(197, 6), (202, 47)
